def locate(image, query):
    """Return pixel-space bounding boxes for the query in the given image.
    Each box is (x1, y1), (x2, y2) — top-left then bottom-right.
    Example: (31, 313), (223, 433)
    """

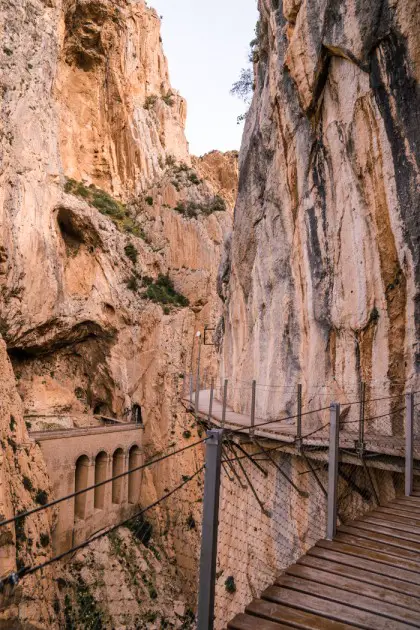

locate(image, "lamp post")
(195, 331), (202, 417)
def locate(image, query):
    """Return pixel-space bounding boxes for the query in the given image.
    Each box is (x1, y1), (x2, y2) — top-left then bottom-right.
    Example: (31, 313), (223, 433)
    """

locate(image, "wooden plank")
(392, 495), (420, 504)
(261, 585), (417, 630)
(309, 544), (420, 585)
(367, 510), (420, 530)
(380, 501), (420, 513)
(227, 613), (292, 629)
(333, 532), (420, 566)
(316, 540), (420, 574)
(338, 524), (420, 552)
(386, 503), (420, 516)
(273, 573), (420, 626)
(346, 518), (420, 543)
(360, 515), (420, 537)
(245, 599), (358, 630)
(297, 555), (420, 600)
(373, 507), (420, 524)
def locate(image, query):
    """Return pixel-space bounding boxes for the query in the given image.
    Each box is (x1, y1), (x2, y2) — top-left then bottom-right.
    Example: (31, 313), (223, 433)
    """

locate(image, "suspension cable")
(2, 466), (204, 586)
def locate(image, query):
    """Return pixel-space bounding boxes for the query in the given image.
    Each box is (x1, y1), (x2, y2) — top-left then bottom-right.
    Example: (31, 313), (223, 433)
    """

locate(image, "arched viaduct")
(30, 423), (144, 555)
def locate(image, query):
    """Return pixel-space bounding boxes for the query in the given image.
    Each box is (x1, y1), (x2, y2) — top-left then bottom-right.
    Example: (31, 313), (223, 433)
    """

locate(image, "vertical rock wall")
(220, 0), (420, 419)
(0, 0), (237, 626)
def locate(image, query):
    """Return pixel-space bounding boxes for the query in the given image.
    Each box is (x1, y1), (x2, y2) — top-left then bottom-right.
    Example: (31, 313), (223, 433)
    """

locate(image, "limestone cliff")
(220, 0), (420, 417)
(0, 0), (237, 626)
(0, 339), (55, 628)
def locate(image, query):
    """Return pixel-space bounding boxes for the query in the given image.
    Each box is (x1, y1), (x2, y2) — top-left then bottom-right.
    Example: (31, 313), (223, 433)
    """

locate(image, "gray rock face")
(221, 0), (420, 420)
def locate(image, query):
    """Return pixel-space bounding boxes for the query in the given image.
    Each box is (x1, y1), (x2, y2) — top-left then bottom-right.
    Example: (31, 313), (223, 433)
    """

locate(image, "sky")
(150, 0), (259, 156)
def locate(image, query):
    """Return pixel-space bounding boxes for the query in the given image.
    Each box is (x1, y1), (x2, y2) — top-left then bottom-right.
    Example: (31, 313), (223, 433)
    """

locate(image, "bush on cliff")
(64, 178), (143, 238)
(145, 274), (189, 307)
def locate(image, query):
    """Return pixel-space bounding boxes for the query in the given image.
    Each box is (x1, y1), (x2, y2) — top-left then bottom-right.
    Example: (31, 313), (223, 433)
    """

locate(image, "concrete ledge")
(30, 423), (144, 442)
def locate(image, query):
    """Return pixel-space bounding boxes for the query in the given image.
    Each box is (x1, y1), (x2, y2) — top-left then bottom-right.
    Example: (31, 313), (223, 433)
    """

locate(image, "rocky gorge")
(0, 0), (419, 628)
(0, 0), (236, 626)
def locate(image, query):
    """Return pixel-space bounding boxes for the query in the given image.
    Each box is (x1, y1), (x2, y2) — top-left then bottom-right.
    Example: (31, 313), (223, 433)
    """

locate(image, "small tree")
(230, 68), (254, 103)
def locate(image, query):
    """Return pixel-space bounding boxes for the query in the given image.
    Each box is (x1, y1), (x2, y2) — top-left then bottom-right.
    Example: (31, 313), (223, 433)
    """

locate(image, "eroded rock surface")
(0, 0), (237, 626)
(221, 0), (420, 419)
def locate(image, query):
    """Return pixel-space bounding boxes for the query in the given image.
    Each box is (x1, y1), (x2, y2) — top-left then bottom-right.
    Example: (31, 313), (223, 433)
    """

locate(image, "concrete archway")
(112, 448), (124, 504)
(74, 455), (90, 520)
(94, 451), (108, 510)
(128, 445), (142, 504)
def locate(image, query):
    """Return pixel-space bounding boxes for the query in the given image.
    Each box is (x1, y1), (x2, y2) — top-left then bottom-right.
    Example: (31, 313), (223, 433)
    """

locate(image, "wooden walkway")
(227, 492), (420, 629)
(192, 390), (419, 459)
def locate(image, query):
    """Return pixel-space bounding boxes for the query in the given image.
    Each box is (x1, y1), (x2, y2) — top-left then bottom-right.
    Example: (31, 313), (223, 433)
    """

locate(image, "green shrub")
(174, 196), (226, 219)
(183, 430), (192, 439)
(23, 476), (33, 492)
(166, 154), (176, 167)
(9, 415), (16, 432)
(188, 172), (201, 185)
(225, 576), (236, 594)
(3, 47), (13, 56)
(127, 274), (139, 292)
(145, 196), (154, 206)
(124, 243), (138, 263)
(35, 490), (48, 506)
(144, 95), (158, 109)
(64, 178), (143, 237)
(40, 533), (50, 548)
(162, 91), (174, 106)
(174, 162), (189, 173)
(145, 274), (189, 307)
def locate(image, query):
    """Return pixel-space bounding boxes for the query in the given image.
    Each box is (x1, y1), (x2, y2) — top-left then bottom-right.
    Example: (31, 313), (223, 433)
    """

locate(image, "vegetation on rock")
(145, 274), (189, 307)
(64, 178), (143, 237)
(174, 195), (226, 219)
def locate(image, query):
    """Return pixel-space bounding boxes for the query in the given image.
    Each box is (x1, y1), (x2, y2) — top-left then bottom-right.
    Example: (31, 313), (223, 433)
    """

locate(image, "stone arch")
(74, 454), (90, 520)
(74, 451), (91, 466)
(94, 451), (108, 510)
(128, 444), (142, 504)
(112, 448), (125, 504)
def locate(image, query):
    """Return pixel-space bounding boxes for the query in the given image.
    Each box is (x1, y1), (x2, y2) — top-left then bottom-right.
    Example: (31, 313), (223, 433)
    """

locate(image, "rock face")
(221, 0), (420, 418)
(0, 0), (237, 626)
(0, 339), (56, 628)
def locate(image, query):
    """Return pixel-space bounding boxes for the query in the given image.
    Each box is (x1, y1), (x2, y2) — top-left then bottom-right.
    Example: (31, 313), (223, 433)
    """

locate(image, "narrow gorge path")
(227, 492), (420, 629)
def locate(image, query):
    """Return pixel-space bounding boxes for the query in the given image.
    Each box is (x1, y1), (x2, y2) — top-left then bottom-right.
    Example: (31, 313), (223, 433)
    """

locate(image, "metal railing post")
(405, 392), (414, 496)
(250, 380), (256, 437)
(208, 379), (214, 422)
(297, 383), (302, 451)
(358, 381), (366, 456)
(221, 379), (228, 427)
(195, 335), (202, 417)
(327, 402), (340, 541)
(197, 429), (224, 630)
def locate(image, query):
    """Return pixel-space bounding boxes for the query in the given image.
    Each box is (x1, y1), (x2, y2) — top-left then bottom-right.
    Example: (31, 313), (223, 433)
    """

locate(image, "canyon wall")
(220, 0), (420, 420)
(0, 0), (237, 626)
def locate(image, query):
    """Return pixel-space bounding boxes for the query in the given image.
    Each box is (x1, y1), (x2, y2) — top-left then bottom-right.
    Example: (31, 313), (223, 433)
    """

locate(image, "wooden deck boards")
(227, 496), (420, 629)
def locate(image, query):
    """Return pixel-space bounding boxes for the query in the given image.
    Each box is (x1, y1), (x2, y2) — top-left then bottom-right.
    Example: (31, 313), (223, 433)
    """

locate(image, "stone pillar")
(104, 454), (113, 510)
(53, 465), (76, 555)
(85, 458), (95, 520)
(122, 452), (129, 505)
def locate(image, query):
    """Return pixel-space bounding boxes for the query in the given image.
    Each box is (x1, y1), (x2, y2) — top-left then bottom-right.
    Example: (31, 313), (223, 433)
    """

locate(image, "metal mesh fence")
(0, 442), (205, 629)
(213, 414), (330, 629)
